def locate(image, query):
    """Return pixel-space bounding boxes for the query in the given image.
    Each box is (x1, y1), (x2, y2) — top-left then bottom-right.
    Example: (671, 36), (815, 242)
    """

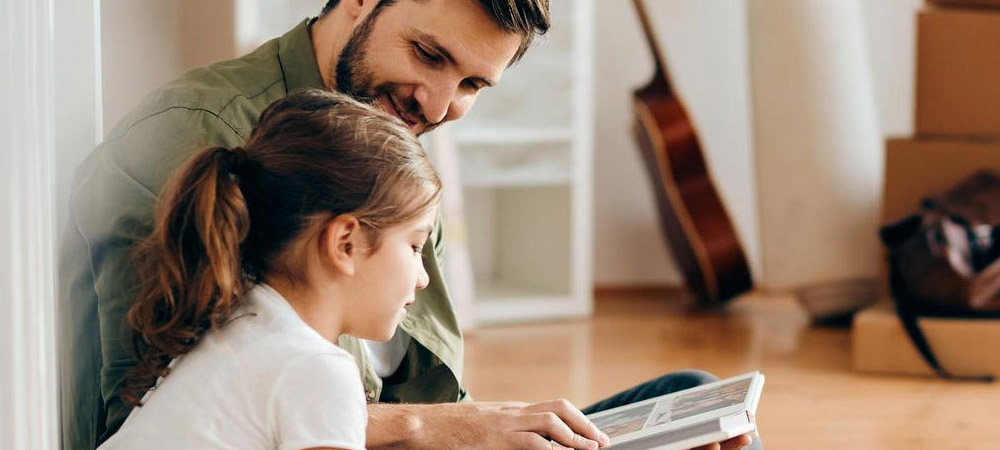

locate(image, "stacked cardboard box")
(852, 2), (1000, 378)
(915, 7), (1000, 137)
(927, 0), (1000, 7)
(853, 303), (1000, 377)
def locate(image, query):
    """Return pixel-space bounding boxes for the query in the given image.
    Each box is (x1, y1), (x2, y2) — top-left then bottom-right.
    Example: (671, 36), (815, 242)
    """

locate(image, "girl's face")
(346, 211), (435, 341)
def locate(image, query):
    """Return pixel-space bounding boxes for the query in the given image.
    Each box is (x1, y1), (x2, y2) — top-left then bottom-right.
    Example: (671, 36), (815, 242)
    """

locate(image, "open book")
(586, 372), (764, 450)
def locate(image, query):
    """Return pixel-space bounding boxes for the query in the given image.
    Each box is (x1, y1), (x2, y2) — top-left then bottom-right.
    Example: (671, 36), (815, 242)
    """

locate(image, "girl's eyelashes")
(412, 245), (424, 254)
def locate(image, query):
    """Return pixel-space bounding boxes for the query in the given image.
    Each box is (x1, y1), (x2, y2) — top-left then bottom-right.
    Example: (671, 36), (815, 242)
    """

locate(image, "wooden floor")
(463, 290), (1000, 450)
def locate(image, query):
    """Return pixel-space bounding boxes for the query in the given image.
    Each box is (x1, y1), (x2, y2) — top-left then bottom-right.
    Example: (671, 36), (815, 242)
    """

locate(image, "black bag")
(880, 171), (1000, 382)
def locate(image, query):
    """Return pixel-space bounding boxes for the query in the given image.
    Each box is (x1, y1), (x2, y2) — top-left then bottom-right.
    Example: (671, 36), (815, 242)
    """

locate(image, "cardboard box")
(882, 137), (1000, 224)
(852, 302), (1000, 377)
(916, 8), (1000, 137)
(862, 138), (1000, 378)
(927, 0), (1000, 7)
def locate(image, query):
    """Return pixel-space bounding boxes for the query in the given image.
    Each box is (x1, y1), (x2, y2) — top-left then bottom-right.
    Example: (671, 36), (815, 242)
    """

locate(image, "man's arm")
(365, 402), (751, 450)
(366, 400), (610, 450)
(397, 219), (745, 449)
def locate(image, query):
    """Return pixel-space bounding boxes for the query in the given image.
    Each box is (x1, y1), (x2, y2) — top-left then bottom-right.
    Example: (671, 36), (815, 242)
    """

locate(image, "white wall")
(859, 0), (922, 138)
(55, 0), (103, 236)
(100, 0), (251, 134)
(746, 0), (925, 290)
(592, 0), (759, 286)
(102, 0), (760, 289)
(593, 0), (922, 290)
(100, 0), (183, 133)
(748, 0), (884, 289)
(96, 0), (923, 292)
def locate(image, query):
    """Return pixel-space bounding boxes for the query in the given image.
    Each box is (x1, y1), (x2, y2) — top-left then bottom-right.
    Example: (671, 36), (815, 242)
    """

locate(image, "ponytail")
(119, 89), (442, 406)
(121, 146), (250, 406)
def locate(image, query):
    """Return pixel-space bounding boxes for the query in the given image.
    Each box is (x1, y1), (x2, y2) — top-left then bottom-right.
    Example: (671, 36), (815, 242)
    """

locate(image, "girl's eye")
(412, 245), (424, 255)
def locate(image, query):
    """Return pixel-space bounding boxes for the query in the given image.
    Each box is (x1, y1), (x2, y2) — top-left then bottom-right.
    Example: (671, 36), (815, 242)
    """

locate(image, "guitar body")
(631, 1), (752, 305)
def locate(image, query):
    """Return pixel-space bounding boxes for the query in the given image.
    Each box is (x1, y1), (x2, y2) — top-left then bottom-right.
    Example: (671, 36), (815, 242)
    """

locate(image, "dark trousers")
(582, 370), (763, 450)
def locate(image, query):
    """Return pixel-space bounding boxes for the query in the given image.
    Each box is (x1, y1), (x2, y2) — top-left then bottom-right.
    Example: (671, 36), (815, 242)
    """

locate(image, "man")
(59, 0), (754, 449)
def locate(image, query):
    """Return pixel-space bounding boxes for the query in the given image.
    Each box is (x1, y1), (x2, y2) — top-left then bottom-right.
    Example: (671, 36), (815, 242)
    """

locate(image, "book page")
(590, 402), (657, 438)
(587, 372), (762, 445)
(645, 378), (752, 429)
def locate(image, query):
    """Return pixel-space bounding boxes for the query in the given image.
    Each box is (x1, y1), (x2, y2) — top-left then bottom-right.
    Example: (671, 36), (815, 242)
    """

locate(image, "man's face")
(333, 0), (523, 135)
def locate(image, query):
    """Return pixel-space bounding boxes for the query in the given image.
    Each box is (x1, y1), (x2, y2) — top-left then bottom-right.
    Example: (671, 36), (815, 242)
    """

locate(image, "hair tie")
(220, 146), (250, 175)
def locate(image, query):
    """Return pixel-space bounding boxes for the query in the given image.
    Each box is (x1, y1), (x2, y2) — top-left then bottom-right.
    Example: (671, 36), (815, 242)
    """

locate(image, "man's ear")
(320, 214), (363, 277)
(342, 0), (377, 21)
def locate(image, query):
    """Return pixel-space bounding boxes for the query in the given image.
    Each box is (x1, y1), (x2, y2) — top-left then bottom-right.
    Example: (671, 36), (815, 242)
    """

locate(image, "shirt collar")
(277, 18), (327, 93)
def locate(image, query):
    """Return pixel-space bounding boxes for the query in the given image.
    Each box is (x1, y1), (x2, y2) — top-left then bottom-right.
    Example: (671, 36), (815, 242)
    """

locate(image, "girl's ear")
(320, 214), (363, 277)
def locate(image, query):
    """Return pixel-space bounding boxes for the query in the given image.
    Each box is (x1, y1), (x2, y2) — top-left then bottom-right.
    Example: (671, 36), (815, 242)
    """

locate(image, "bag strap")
(889, 262), (995, 382)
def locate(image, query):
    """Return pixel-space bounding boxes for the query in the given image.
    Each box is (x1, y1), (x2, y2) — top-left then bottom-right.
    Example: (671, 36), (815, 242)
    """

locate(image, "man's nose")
(413, 79), (459, 125)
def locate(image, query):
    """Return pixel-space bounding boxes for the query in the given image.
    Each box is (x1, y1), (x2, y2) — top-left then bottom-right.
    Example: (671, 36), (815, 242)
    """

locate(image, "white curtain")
(748, 0), (884, 290)
(2, 0), (102, 447)
(1, 0), (60, 447)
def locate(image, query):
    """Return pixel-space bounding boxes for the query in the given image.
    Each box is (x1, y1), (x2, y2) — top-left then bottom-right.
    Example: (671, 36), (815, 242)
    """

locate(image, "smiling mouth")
(382, 94), (419, 129)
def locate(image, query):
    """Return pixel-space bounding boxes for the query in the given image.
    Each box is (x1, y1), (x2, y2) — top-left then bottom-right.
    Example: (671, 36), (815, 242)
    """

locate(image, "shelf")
(453, 127), (575, 145)
(475, 279), (568, 299)
(475, 298), (590, 325)
(462, 173), (571, 188)
(474, 281), (589, 325)
(442, 0), (593, 326)
(456, 0), (579, 130)
(458, 141), (573, 188)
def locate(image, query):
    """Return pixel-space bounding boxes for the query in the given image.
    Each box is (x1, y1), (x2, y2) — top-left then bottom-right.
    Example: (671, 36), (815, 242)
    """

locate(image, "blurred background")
(11, 0), (1000, 449)
(90, 0), (922, 325)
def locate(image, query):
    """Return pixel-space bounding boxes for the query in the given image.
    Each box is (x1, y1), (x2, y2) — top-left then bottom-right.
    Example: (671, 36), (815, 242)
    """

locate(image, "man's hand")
(691, 434), (753, 450)
(367, 400), (611, 450)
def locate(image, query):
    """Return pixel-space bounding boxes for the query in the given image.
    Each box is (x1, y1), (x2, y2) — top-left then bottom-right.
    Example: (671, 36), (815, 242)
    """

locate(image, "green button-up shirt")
(58, 19), (467, 450)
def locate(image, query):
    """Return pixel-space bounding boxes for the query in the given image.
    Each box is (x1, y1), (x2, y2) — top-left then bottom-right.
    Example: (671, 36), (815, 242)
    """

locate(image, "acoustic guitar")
(630, 0), (753, 305)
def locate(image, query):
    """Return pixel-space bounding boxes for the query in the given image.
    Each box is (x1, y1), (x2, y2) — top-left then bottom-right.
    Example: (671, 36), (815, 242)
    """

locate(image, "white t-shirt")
(99, 284), (367, 450)
(362, 331), (411, 378)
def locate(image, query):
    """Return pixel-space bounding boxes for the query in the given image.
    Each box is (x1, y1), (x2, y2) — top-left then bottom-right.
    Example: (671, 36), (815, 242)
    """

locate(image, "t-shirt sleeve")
(269, 353), (368, 450)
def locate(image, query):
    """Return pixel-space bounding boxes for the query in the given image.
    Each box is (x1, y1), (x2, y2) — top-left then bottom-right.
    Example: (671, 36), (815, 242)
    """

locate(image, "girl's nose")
(415, 263), (430, 290)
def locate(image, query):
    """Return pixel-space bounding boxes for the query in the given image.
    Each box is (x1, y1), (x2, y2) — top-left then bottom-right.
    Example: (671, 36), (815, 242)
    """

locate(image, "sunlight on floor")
(464, 291), (1000, 449)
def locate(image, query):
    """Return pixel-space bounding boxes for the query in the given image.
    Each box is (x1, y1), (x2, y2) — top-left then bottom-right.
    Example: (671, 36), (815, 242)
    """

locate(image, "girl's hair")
(120, 89), (441, 406)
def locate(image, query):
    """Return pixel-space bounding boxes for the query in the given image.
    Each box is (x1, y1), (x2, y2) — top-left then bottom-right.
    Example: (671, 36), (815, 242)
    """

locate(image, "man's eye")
(462, 79), (483, 92)
(414, 44), (441, 65)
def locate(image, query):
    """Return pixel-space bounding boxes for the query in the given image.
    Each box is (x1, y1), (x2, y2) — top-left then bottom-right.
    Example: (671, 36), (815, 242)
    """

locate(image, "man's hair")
(321, 0), (549, 64)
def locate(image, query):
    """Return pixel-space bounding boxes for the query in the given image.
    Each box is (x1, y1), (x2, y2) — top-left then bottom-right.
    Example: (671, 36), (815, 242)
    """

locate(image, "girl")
(99, 89), (441, 450)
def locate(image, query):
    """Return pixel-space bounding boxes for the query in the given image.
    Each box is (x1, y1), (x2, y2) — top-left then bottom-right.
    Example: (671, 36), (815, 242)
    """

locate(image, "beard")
(334, 9), (379, 103)
(333, 7), (436, 135)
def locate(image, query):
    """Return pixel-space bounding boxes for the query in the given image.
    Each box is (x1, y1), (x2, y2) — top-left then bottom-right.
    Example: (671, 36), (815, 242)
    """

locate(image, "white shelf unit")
(453, 0), (594, 325)
(235, 0), (595, 326)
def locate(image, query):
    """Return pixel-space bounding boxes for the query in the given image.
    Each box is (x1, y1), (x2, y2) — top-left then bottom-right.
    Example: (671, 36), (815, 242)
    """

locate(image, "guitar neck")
(631, 0), (673, 91)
